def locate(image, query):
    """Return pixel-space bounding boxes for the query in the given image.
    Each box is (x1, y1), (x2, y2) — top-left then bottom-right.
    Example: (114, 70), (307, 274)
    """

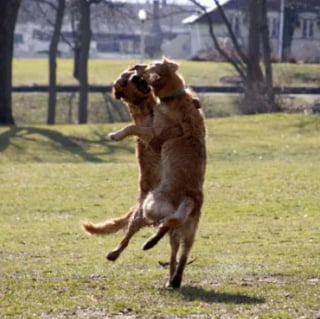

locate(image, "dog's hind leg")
(169, 242), (191, 289)
(142, 197), (194, 250)
(107, 207), (150, 261)
(166, 230), (180, 288)
(162, 197), (194, 228)
(142, 225), (170, 250)
(169, 217), (198, 289)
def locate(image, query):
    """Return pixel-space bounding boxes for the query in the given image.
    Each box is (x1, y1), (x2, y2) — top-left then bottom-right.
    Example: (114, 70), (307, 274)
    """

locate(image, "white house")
(183, 0), (320, 62)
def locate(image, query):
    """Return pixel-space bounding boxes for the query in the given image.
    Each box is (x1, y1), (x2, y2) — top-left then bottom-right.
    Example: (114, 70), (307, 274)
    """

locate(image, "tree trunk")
(282, 6), (298, 61)
(0, 0), (21, 125)
(47, 0), (65, 125)
(260, 0), (279, 112)
(77, 0), (91, 124)
(241, 0), (276, 114)
(192, 0), (278, 115)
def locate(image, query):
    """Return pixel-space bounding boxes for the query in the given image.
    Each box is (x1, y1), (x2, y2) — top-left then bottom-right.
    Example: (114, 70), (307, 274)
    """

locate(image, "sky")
(164, 0), (214, 4)
(126, 0), (216, 7)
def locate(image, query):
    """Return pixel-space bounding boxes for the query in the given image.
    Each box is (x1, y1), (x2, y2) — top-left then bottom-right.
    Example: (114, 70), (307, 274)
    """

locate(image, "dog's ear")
(162, 56), (179, 73)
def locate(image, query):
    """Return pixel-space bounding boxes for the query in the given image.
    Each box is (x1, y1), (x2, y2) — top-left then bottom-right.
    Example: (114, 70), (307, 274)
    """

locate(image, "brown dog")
(109, 58), (206, 288)
(82, 67), (182, 261)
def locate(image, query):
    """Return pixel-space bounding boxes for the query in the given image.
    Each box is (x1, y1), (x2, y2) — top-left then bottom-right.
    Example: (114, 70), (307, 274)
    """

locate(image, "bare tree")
(71, 0), (108, 124)
(76, 0), (91, 124)
(0, 0), (21, 125)
(22, 0), (67, 124)
(190, 0), (279, 114)
(47, 0), (66, 124)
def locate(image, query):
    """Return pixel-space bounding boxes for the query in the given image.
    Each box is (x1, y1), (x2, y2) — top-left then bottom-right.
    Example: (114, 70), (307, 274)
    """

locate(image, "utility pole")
(278, 0), (285, 62)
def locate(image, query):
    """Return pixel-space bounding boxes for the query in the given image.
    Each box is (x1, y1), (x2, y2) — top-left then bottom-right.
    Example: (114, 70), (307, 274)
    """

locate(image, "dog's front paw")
(108, 132), (121, 141)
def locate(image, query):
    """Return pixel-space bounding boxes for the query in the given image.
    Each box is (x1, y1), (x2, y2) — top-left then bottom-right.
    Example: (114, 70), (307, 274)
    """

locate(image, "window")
(269, 17), (279, 38)
(14, 33), (23, 44)
(302, 19), (314, 38)
(97, 41), (120, 53)
(233, 15), (240, 36)
(230, 14), (241, 36)
(32, 29), (51, 41)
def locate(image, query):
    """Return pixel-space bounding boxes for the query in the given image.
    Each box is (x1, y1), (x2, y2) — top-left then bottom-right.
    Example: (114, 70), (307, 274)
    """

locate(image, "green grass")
(12, 59), (236, 86)
(1, 114), (320, 318)
(13, 58), (320, 86)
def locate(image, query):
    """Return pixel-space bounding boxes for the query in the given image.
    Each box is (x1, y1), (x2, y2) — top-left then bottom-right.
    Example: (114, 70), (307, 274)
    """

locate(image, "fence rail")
(12, 85), (320, 95)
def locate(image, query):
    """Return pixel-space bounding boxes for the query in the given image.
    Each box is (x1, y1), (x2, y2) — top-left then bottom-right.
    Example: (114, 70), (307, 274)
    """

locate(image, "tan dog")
(82, 67), (182, 261)
(109, 58), (206, 288)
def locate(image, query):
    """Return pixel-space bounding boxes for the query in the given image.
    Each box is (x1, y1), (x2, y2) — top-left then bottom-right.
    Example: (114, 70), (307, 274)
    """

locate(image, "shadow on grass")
(0, 126), (134, 162)
(180, 286), (265, 305)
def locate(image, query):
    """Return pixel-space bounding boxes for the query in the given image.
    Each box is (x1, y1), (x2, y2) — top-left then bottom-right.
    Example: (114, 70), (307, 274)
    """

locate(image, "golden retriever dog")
(82, 67), (182, 261)
(109, 58), (206, 288)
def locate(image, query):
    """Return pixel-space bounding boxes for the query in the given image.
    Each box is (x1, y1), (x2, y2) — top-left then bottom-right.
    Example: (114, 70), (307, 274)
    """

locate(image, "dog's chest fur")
(153, 102), (182, 133)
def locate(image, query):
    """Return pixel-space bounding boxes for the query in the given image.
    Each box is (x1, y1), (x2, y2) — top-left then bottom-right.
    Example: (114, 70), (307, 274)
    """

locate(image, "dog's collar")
(159, 87), (186, 102)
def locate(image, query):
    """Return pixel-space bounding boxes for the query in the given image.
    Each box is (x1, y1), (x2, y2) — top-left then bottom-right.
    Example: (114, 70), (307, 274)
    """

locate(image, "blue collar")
(159, 87), (186, 102)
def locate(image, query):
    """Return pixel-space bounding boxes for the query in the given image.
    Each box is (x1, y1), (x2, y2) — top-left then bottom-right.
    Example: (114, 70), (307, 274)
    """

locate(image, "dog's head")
(112, 66), (151, 104)
(134, 57), (183, 92)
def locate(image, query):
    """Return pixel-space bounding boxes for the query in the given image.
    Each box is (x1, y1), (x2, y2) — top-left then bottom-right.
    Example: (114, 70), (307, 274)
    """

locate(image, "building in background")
(14, 0), (320, 62)
(183, 0), (320, 62)
(14, 0), (195, 59)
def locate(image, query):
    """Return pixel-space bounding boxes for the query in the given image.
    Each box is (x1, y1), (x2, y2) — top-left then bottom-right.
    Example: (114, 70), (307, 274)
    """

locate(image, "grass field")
(0, 114), (319, 318)
(11, 59), (320, 125)
(13, 58), (320, 86)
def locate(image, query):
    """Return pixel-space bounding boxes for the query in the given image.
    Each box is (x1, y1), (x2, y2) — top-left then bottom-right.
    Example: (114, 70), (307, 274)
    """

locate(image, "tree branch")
(213, 0), (248, 65)
(190, 0), (247, 80)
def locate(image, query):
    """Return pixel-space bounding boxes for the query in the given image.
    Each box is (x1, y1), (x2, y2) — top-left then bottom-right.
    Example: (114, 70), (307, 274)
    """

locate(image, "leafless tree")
(73, 0), (91, 124)
(0, 0), (22, 125)
(33, 0), (66, 124)
(190, 0), (279, 114)
(71, 0), (118, 124)
(48, 0), (66, 124)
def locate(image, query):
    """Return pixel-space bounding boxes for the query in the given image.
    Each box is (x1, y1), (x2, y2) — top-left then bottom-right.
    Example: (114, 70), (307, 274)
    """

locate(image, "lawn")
(0, 114), (319, 318)
(11, 59), (320, 125)
(13, 58), (320, 86)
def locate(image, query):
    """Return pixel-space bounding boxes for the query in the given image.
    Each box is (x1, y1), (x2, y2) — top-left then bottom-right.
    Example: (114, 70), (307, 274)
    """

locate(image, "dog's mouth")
(113, 84), (125, 99)
(130, 74), (151, 94)
(112, 71), (151, 101)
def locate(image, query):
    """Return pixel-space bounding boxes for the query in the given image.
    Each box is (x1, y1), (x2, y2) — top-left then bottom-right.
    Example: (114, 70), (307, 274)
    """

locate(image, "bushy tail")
(82, 207), (135, 236)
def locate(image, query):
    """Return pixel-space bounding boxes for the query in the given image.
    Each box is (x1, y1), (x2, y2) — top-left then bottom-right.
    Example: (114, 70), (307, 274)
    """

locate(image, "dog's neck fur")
(126, 95), (156, 126)
(154, 72), (186, 103)
(159, 87), (186, 102)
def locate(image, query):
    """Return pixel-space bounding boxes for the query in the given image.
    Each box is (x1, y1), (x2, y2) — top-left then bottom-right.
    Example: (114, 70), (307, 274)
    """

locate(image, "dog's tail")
(82, 207), (135, 236)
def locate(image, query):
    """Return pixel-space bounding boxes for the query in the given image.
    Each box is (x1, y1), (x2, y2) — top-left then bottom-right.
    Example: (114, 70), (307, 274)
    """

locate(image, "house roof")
(183, 0), (320, 25)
